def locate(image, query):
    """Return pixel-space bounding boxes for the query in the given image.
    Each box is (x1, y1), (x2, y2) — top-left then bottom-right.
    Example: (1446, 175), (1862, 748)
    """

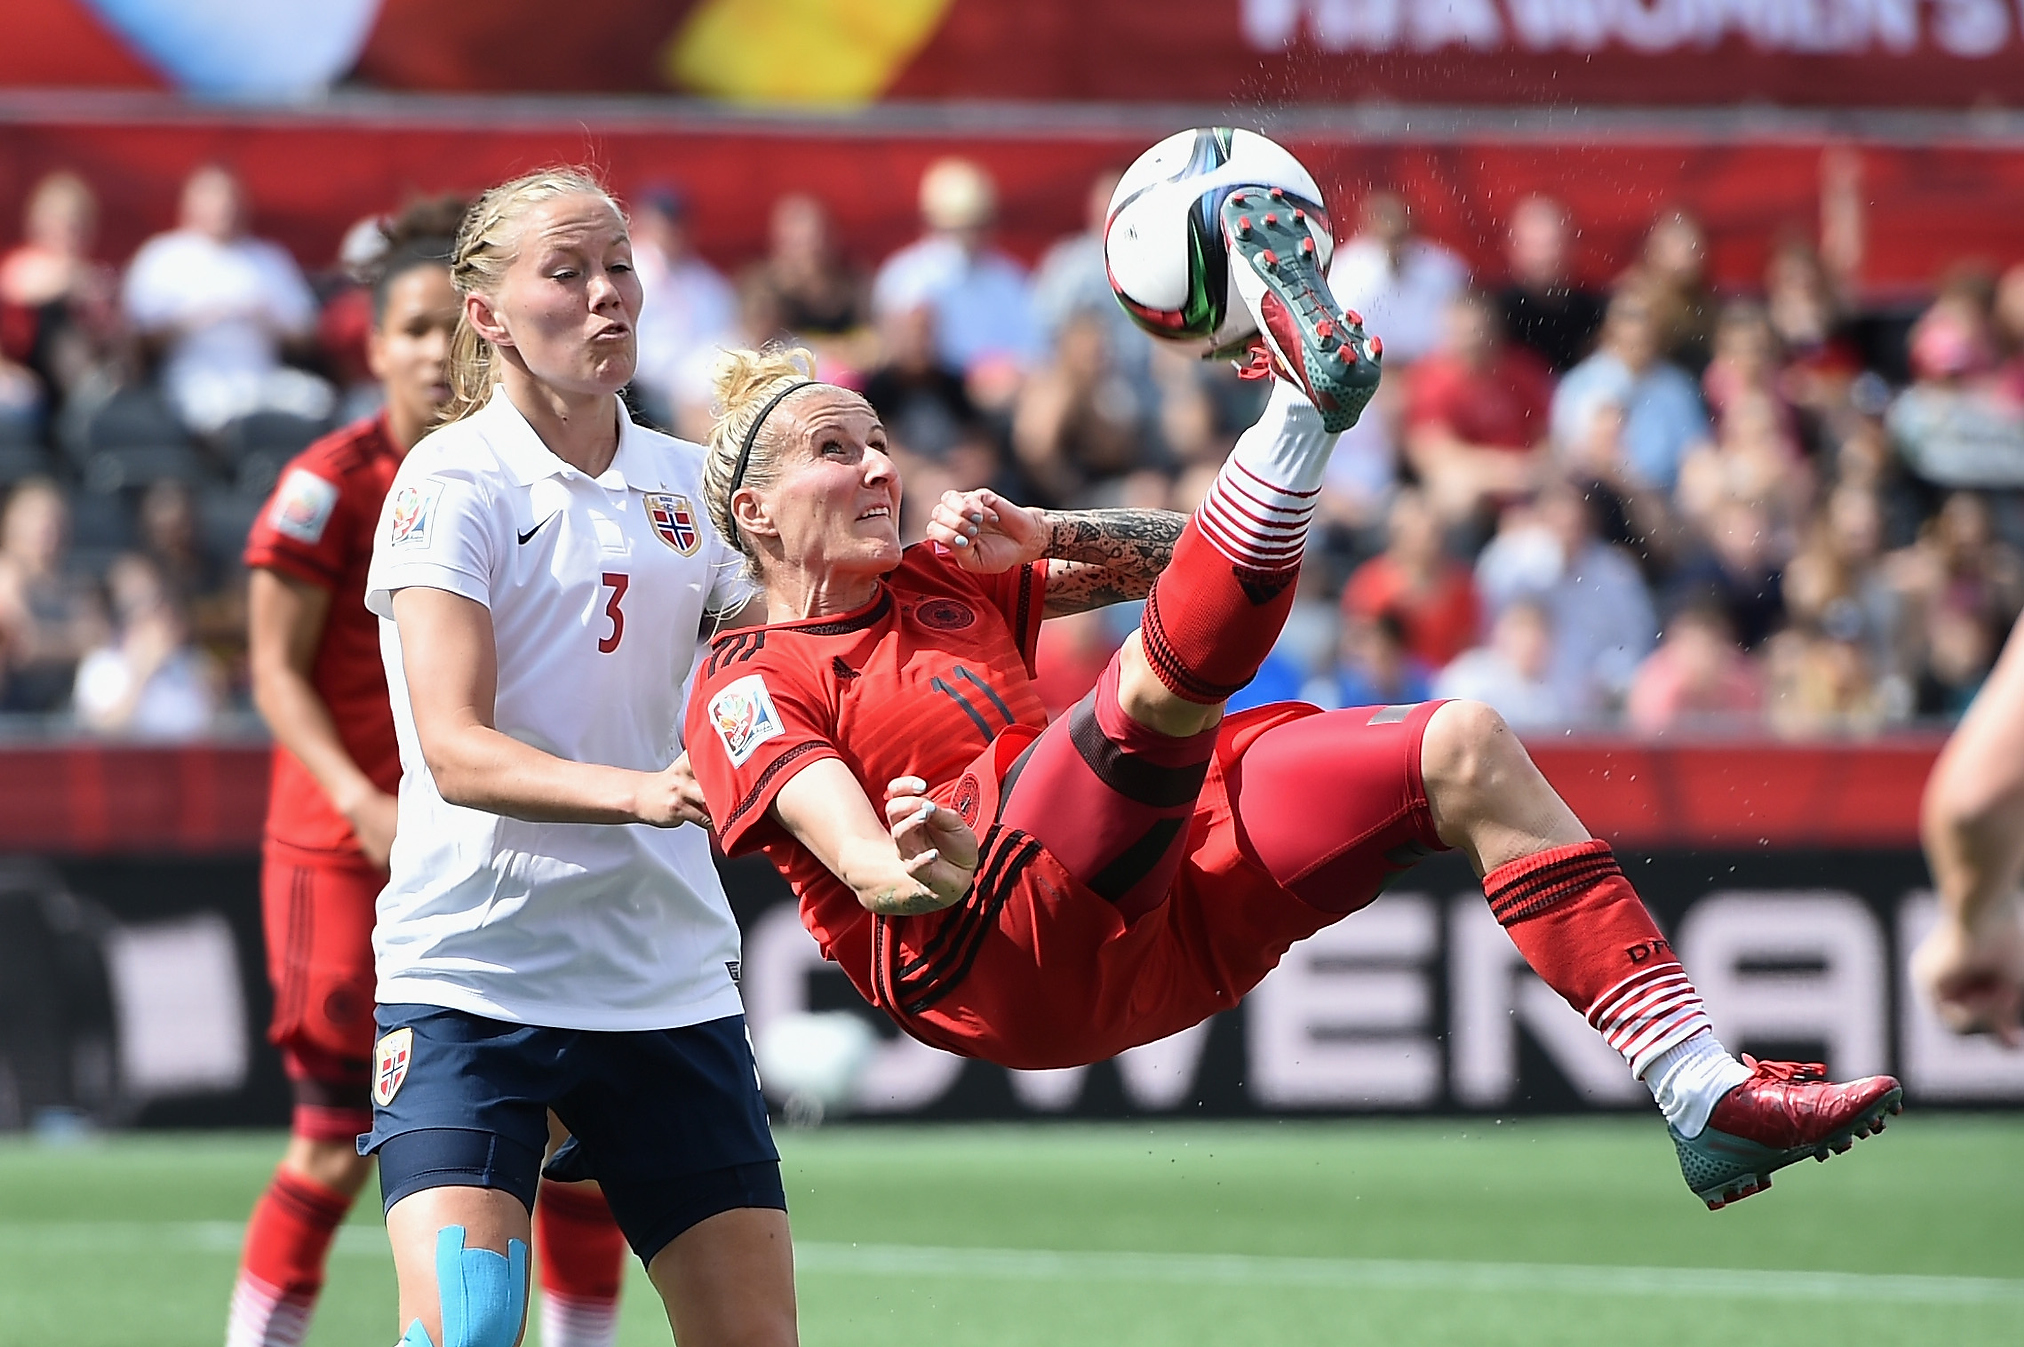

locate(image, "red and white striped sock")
(1141, 382), (1335, 703)
(225, 1169), (352, 1347)
(534, 1179), (628, 1347)
(1484, 840), (1744, 1129)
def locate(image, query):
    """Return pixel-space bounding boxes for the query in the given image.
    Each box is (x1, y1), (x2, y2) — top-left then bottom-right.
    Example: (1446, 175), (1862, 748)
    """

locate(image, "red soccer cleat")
(1671, 1055), (1903, 1210)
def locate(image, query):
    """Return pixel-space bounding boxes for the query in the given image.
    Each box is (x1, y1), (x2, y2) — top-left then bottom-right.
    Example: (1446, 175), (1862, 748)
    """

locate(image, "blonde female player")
(361, 168), (793, 1347)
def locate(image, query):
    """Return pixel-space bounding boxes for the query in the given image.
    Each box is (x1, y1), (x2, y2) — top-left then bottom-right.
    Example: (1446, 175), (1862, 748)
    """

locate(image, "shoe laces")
(1741, 1055), (1828, 1084)
(1235, 341), (1276, 381)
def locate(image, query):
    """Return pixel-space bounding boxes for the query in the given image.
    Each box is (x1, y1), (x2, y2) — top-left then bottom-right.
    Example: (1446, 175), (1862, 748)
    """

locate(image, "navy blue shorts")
(360, 1005), (783, 1262)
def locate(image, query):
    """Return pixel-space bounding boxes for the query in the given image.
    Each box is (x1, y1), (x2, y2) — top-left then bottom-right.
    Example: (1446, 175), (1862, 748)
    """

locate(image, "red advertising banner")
(5, 0), (2023, 108)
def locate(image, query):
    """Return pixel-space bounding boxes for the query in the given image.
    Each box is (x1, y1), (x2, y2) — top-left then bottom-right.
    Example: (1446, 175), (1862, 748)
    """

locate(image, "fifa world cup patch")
(644, 492), (701, 555)
(387, 479), (445, 550)
(269, 469), (340, 545)
(708, 673), (784, 767)
(371, 1027), (414, 1107)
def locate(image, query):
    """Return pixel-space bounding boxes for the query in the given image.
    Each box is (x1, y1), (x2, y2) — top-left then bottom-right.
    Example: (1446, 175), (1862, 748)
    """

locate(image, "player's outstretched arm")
(926, 488), (1184, 618)
(771, 760), (978, 915)
(392, 585), (708, 828)
(1915, 615), (2024, 1045)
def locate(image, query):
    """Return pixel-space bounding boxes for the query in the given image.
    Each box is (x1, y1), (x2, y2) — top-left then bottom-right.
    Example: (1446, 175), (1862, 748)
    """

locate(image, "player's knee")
(1420, 699), (1522, 804)
(402, 1226), (528, 1347)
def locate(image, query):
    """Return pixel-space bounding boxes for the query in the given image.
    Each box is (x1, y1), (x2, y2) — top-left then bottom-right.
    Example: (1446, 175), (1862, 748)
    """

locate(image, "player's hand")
(926, 489), (1048, 574)
(345, 788), (399, 873)
(1912, 905), (2024, 1047)
(634, 754), (714, 830)
(884, 775), (980, 908)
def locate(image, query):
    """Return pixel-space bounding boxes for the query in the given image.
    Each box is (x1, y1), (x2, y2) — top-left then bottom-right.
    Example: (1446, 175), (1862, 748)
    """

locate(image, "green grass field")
(2, 1116), (2020, 1347)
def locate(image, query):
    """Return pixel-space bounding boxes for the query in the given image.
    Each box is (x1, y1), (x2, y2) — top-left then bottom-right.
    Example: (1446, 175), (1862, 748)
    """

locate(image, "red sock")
(1485, 840), (1714, 1077)
(226, 1169), (352, 1347)
(535, 1179), (628, 1347)
(1141, 504), (1303, 704)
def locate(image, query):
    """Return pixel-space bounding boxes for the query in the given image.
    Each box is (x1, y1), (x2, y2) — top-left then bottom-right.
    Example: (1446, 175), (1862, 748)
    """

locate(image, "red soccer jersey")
(686, 545), (1047, 983)
(243, 416), (404, 857)
(1404, 346), (1555, 451)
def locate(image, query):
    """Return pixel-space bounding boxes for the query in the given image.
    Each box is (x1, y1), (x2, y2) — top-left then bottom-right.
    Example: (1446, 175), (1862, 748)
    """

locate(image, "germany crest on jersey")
(645, 492), (701, 555)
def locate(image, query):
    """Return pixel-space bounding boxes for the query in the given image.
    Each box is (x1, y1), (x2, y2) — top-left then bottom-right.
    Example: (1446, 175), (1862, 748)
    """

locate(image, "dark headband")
(729, 379), (818, 497)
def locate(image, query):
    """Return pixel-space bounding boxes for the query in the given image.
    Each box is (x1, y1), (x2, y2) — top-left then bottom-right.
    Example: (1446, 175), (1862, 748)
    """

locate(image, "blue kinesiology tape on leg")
(431, 1224), (529, 1347)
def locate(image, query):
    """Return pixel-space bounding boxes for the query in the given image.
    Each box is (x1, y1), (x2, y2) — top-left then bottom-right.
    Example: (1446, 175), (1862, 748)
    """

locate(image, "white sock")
(1194, 380), (1335, 571)
(539, 1291), (619, 1347)
(1643, 1028), (1752, 1138)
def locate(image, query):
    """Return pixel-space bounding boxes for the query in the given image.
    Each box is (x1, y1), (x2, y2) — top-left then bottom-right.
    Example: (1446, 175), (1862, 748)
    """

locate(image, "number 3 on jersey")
(599, 572), (628, 653)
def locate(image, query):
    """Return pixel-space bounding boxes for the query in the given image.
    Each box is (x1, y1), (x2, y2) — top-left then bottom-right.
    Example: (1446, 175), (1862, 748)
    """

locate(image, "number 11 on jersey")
(599, 572), (628, 653)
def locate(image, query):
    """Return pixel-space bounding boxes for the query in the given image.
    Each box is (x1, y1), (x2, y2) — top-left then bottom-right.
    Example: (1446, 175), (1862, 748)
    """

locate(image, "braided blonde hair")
(700, 345), (836, 575)
(440, 167), (624, 426)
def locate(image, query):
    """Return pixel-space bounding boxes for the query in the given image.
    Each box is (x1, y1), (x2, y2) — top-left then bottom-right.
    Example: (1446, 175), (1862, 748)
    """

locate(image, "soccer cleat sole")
(1219, 189), (1379, 433)
(1679, 1085), (1905, 1211)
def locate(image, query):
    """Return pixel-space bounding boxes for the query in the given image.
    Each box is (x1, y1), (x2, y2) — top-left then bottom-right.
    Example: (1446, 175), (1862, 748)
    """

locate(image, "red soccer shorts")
(877, 688), (1449, 1069)
(261, 843), (379, 1138)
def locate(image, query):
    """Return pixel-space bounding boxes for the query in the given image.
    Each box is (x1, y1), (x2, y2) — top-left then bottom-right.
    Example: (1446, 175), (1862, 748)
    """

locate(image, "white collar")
(478, 385), (672, 491)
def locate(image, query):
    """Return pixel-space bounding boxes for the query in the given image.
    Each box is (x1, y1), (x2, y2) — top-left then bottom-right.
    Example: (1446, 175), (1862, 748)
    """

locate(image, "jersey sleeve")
(684, 643), (842, 858)
(244, 459), (355, 589)
(364, 469), (499, 618)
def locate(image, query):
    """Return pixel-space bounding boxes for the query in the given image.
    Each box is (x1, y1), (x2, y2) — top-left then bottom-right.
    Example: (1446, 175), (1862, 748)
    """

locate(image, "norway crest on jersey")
(645, 492), (701, 555)
(371, 1027), (413, 1107)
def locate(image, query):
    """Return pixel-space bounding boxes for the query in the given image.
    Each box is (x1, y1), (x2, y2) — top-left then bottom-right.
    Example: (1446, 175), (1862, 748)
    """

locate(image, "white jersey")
(365, 387), (753, 1031)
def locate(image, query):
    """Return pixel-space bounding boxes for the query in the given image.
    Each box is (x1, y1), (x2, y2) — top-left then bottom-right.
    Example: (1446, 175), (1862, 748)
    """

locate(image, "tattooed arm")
(1035, 508), (1185, 617)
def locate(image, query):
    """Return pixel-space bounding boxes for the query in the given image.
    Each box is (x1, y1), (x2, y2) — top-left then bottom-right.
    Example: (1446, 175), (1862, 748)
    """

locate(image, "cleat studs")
(1301, 237), (1317, 255)
(1260, 249), (1279, 269)
(1236, 216), (1252, 237)
(1346, 308), (1364, 325)
(1232, 192), (1249, 206)
(1370, 335), (1384, 358)
(1269, 186), (1285, 199)
(1293, 208), (1306, 222)
(1264, 212), (1279, 226)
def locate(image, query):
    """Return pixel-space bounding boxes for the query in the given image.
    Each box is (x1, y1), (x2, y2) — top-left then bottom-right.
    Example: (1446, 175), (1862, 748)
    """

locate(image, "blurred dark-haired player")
(228, 198), (627, 1347)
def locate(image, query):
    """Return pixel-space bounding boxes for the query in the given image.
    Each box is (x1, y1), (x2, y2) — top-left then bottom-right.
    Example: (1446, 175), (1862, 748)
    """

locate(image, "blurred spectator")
(668, 277), (798, 442)
(1886, 285), (2024, 490)
(1305, 610), (1434, 710)
(1701, 300), (1798, 441)
(1326, 189), (1468, 366)
(1781, 484), (1910, 706)
(1476, 481), (1658, 717)
(1764, 238), (1862, 428)
(136, 477), (244, 663)
(1675, 391), (1813, 540)
(1031, 608), (1122, 721)
(1622, 208), (1718, 373)
(1559, 397), (1680, 574)
(1889, 491), (2024, 714)
(629, 186), (737, 428)
(1432, 599), (1569, 730)
(1626, 600), (1764, 735)
(0, 170), (123, 417)
(1552, 286), (1711, 492)
(1012, 308), (1152, 508)
(873, 157), (1039, 399)
(72, 553), (219, 739)
(1495, 195), (1605, 373)
(0, 478), (104, 712)
(1668, 498), (1788, 649)
(863, 303), (1004, 536)
(1765, 619), (1885, 739)
(1403, 290), (1554, 526)
(1032, 168), (1148, 374)
(1340, 487), (1479, 669)
(742, 193), (869, 340)
(122, 164), (332, 434)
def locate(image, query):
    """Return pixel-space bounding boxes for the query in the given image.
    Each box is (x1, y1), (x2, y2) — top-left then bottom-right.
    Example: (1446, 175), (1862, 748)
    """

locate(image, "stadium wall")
(4, 737), (2021, 1130)
(6, 96), (2024, 297)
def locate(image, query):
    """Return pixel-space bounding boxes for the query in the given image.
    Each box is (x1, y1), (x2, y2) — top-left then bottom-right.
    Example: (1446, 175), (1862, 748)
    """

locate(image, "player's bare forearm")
(773, 758), (969, 914)
(1038, 509), (1185, 617)
(249, 568), (383, 815)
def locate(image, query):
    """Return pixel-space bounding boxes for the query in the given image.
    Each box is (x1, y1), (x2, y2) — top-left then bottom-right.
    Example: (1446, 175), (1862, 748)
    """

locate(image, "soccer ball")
(1104, 127), (1333, 357)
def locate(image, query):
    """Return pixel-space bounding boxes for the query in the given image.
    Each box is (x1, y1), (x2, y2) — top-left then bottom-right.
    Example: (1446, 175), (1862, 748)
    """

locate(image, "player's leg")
(534, 1112), (629, 1347)
(1122, 200), (1379, 739)
(228, 856), (379, 1347)
(365, 1006), (552, 1346)
(559, 1016), (795, 1347)
(1914, 612), (2024, 1043)
(1416, 699), (1902, 1208)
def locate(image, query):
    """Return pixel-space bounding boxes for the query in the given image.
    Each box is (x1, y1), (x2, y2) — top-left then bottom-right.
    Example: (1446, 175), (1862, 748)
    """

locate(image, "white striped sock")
(224, 1271), (313, 1347)
(1585, 963), (1717, 1079)
(1644, 1028), (1753, 1138)
(539, 1290), (620, 1347)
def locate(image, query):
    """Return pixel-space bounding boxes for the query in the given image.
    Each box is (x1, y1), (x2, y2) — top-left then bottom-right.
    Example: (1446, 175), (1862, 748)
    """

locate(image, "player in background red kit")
(684, 196), (1902, 1212)
(228, 201), (627, 1347)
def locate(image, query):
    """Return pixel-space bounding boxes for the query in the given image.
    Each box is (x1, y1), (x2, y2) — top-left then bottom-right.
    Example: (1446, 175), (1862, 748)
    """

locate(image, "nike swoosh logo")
(517, 514), (558, 546)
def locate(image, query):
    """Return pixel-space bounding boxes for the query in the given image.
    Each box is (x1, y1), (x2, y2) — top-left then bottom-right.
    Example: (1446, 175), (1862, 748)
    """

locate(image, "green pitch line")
(1, 1117), (2020, 1347)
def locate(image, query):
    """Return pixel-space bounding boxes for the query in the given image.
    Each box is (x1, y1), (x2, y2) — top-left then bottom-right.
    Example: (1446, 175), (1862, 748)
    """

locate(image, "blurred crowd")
(1, 155), (2020, 740)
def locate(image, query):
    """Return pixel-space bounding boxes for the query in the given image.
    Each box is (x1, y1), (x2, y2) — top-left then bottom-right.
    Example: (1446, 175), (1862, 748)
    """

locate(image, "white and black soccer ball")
(1104, 127), (1334, 358)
